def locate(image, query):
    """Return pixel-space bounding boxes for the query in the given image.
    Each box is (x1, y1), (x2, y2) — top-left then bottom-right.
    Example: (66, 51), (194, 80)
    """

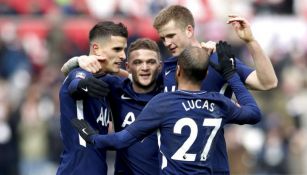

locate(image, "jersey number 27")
(171, 117), (222, 161)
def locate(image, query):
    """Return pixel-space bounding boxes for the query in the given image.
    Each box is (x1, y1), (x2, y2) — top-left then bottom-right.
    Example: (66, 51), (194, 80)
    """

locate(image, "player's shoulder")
(204, 91), (227, 99)
(177, 90), (230, 104)
(151, 91), (171, 99)
(164, 56), (177, 62)
(163, 56), (177, 65)
(102, 74), (124, 85)
(68, 67), (93, 79)
(148, 92), (173, 104)
(208, 52), (218, 63)
(204, 92), (235, 109)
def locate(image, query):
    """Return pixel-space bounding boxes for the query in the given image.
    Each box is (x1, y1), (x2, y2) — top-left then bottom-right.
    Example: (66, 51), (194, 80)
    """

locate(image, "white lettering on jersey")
(182, 99), (215, 112)
(164, 85), (176, 92)
(96, 107), (110, 126)
(121, 112), (136, 128)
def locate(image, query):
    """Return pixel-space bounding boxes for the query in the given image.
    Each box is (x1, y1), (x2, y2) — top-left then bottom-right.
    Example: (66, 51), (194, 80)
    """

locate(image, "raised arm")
(211, 41), (261, 124)
(227, 15), (278, 90)
(227, 74), (261, 124)
(61, 55), (129, 77)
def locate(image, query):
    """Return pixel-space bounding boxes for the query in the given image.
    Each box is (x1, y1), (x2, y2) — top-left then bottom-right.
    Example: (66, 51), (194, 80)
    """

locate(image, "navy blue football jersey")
(57, 68), (110, 175)
(161, 53), (253, 174)
(104, 75), (163, 175)
(162, 53), (253, 96)
(126, 75), (260, 174)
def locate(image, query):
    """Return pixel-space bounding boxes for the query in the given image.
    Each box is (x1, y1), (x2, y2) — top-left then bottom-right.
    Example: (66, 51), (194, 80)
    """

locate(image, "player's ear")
(91, 42), (99, 55)
(176, 65), (181, 77)
(185, 25), (194, 38)
(125, 61), (131, 73)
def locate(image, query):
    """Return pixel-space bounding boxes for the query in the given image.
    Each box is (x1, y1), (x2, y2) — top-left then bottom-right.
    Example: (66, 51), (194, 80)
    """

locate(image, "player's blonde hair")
(127, 38), (161, 61)
(153, 5), (195, 30)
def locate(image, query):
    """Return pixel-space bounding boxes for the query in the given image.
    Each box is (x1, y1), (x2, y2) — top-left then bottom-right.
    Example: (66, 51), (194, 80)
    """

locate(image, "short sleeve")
(236, 59), (254, 82)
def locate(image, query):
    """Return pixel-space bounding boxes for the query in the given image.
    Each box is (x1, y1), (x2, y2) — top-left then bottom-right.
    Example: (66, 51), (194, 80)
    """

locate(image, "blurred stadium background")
(0, 0), (306, 175)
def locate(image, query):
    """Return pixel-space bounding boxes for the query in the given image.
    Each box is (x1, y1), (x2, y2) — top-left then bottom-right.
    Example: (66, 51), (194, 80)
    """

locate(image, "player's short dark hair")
(127, 38), (161, 61)
(89, 21), (128, 43)
(153, 5), (195, 30)
(177, 47), (209, 83)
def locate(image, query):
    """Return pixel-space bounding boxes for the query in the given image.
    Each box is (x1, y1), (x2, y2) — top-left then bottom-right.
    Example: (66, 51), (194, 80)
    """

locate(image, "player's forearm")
(114, 69), (129, 78)
(228, 74), (261, 124)
(91, 130), (137, 149)
(61, 57), (79, 76)
(246, 40), (278, 90)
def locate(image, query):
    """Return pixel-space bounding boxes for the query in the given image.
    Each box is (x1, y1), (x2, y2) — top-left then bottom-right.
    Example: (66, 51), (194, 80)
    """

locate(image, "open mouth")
(169, 47), (177, 53)
(140, 73), (151, 79)
(114, 62), (122, 67)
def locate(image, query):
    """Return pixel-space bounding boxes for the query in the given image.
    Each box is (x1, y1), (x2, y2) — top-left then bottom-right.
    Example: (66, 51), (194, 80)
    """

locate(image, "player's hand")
(200, 41), (216, 55)
(227, 15), (254, 43)
(210, 41), (236, 80)
(77, 77), (110, 98)
(78, 55), (107, 73)
(71, 119), (98, 143)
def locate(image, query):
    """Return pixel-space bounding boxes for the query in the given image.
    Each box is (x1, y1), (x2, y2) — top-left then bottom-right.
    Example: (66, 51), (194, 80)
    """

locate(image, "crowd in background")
(0, 0), (307, 175)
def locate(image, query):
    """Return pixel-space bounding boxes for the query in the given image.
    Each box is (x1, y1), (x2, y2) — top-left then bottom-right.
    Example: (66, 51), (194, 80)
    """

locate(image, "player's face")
(158, 20), (191, 56)
(96, 36), (127, 73)
(126, 49), (162, 92)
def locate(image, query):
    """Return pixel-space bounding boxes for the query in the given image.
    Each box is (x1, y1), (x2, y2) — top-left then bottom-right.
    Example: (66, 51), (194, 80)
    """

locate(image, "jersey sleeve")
(91, 94), (165, 149)
(236, 58), (254, 82)
(67, 68), (92, 99)
(101, 75), (124, 87)
(125, 94), (165, 140)
(224, 73), (261, 124)
(92, 130), (138, 149)
(210, 53), (253, 82)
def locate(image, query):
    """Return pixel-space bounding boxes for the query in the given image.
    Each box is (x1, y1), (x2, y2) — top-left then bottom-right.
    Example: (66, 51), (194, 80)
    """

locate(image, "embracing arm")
(61, 55), (103, 76)
(61, 55), (129, 78)
(61, 57), (79, 76)
(228, 15), (278, 90)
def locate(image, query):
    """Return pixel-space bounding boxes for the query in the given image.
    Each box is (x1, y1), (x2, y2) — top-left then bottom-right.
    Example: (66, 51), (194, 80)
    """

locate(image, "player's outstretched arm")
(227, 74), (261, 124)
(227, 15), (278, 90)
(71, 119), (138, 149)
(212, 41), (261, 124)
(71, 118), (98, 143)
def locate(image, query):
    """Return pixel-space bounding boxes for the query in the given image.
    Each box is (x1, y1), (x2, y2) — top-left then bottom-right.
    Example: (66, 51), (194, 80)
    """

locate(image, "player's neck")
(132, 83), (156, 94)
(190, 38), (201, 48)
(178, 81), (201, 91)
